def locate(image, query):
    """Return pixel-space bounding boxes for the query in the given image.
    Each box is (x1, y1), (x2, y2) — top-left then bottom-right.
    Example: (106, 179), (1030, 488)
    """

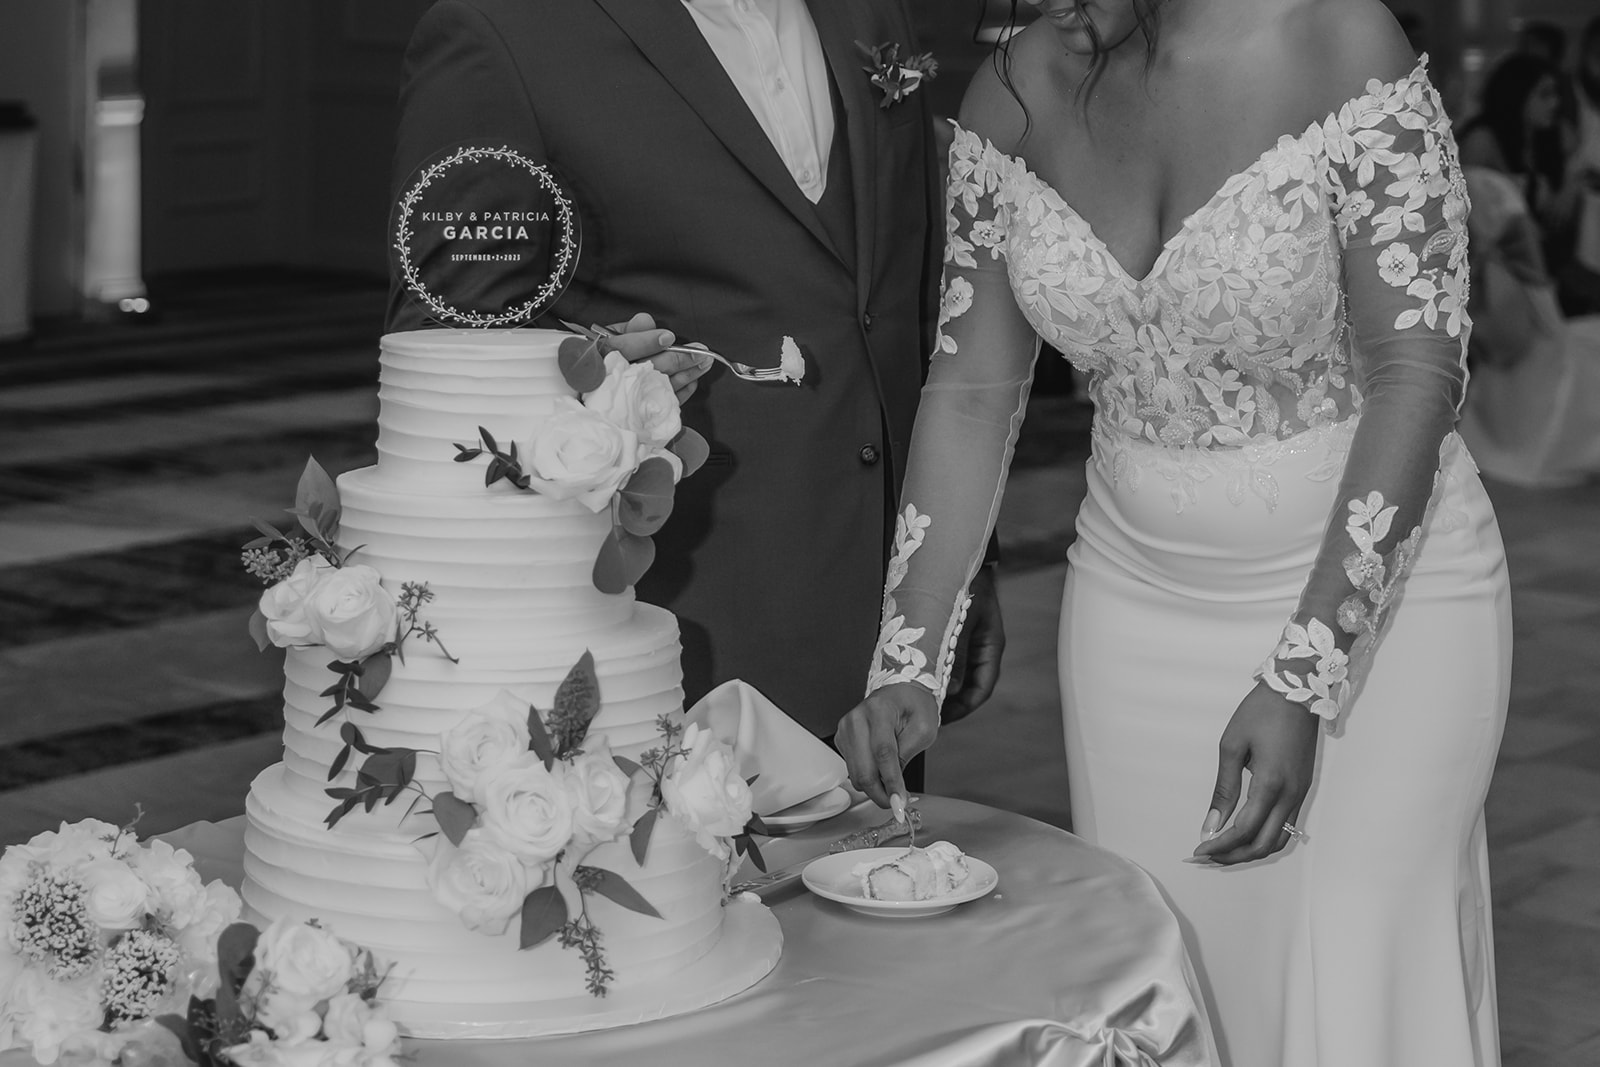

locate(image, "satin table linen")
(154, 795), (1217, 1067)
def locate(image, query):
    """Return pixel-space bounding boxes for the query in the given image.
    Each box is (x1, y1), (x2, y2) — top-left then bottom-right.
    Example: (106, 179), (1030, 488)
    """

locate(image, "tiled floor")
(1, 271), (1596, 1064)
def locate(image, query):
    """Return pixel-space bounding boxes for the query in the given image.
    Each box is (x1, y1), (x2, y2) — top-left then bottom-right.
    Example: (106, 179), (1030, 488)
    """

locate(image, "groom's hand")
(837, 683), (940, 808)
(606, 312), (715, 403)
(942, 565), (1005, 724)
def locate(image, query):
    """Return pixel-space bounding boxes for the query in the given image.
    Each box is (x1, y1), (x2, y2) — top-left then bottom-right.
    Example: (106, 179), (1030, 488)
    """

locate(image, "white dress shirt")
(682, 0), (835, 202)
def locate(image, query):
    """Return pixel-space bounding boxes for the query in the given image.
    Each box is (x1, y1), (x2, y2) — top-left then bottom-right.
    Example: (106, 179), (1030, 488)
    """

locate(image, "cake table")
(144, 794), (1218, 1067)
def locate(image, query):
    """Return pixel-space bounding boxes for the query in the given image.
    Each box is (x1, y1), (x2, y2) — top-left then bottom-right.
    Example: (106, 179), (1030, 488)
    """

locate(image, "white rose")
(583, 351), (683, 448)
(322, 992), (399, 1059)
(303, 565), (397, 662)
(132, 840), (206, 929)
(438, 692), (532, 804)
(321, 992), (370, 1046)
(175, 880), (242, 984)
(424, 830), (528, 935)
(9, 968), (103, 1065)
(253, 919), (355, 1005)
(259, 557), (335, 648)
(659, 724), (753, 860)
(564, 740), (631, 853)
(12, 820), (121, 878)
(525, 397), (641, 512)
(476, 757), (575, 865)
(79, 857), (153, 931)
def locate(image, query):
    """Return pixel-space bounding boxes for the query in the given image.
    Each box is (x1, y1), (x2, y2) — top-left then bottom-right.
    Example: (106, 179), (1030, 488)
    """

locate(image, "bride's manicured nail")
(658, 331), (675, 346)
(1182, 855), (1217, 865)
(1201, 809), (1222, 836)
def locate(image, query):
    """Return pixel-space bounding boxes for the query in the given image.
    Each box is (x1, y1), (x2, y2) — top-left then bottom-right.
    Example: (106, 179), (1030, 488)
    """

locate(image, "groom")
(387, 0), (1003, 759)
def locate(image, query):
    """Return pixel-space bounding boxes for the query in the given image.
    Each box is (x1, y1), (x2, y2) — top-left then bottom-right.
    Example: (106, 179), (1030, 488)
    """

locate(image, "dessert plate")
(800, 847), (999, 918)
(759, 786), (852, 833)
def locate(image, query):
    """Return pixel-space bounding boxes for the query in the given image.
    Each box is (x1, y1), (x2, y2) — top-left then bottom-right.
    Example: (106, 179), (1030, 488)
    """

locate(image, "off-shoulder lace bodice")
(869, 59), (1471, 721)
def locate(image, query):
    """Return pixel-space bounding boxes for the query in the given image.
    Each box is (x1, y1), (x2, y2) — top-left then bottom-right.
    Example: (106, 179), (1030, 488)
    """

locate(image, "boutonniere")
(856, 40), (938, 109)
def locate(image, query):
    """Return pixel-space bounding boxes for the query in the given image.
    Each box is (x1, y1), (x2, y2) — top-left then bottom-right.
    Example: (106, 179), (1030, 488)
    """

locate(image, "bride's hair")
(988, 0), (1162, 127)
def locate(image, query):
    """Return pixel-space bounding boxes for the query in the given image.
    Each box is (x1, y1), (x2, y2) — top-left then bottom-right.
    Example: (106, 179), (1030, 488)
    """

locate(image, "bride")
(838, 0), (1509, 1064)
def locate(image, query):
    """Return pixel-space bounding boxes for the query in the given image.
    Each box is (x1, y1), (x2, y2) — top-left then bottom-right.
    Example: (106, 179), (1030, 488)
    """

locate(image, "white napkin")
(683, 680), (848, 817)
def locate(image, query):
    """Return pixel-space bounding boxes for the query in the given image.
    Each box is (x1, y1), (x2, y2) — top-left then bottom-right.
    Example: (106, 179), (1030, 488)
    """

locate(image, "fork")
(557, 319), (790, 382)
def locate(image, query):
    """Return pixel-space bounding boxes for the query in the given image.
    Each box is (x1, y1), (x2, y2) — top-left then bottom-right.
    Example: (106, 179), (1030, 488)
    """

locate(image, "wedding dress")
(868, 60), (1509, 1067)
(1457, 165), (1600, 487)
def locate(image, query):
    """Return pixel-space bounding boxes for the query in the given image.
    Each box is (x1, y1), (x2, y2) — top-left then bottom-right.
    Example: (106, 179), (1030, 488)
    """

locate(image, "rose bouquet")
(0, 817), (241, 1065)
(151, 918), (398, 1067)
(454, 339), (711, 594)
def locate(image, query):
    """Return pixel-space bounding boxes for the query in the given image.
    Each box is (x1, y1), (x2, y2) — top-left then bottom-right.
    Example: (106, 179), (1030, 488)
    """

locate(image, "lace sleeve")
(1256, 63), (1472, 722)
(865, 124), (1042, 700)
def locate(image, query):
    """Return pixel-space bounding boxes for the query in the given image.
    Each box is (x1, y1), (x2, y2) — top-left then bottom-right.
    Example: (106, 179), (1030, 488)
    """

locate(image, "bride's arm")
(838, 74), (1044, 807)
(1197, 27), (1474, 863)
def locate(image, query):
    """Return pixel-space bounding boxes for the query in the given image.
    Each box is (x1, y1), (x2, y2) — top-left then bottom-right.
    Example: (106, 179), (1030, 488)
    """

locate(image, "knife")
(729, 807), (924, 899)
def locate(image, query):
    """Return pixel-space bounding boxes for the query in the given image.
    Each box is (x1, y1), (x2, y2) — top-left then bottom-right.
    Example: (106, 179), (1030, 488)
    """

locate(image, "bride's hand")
(837, 683), (940, 808)
(1191, 681), (1320, 866)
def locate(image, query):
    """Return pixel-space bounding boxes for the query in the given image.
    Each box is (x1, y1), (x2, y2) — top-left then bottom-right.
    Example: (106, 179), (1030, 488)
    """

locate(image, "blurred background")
(1, 4), (1597, 1065)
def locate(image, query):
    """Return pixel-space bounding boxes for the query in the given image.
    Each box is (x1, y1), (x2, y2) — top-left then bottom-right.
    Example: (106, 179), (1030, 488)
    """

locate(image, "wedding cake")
(238, 329), (781, 1039)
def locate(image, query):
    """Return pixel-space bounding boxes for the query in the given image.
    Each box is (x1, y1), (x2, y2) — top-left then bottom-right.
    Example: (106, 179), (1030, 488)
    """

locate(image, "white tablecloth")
(156, 795), (1218, 1066)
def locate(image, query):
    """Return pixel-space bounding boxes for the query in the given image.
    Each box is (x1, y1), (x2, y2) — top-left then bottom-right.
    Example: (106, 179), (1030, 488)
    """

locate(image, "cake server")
(556, 319), (790, 382)
(728, 807), (923, 899)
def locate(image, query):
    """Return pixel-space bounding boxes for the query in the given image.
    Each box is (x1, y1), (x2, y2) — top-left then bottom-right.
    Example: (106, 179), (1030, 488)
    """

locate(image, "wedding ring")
(1281, 821), (1304, 838)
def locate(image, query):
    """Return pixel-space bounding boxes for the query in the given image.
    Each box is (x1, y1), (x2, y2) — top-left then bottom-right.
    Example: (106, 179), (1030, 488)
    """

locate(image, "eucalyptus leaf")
(214, 922), (259, 1037)
(557, 336), (607, 394)
(295, 457), (341, 542)
(553, 651), (599, 753)
(613, 754), (642, 777)
(432, 791), (478, 846)
(630, 805), (659, 866)
(153, 1013), (200, 1065)
(668, 426), (710, 478)
(242, 535), (275, 550)
(527, 705), (556, 770)
(579, 867), (662, 919)
(592, 526), (656, 595)
(357, 651), (393, 702)
(250, 517), (287, 543)
(617, 457), (676, 536)
(479, 425), (498, 453)
(328, 744), (351, 780)
(519, 885), (568, 950)
(247, 609), (271, 652)
(736, 832), (766, 873)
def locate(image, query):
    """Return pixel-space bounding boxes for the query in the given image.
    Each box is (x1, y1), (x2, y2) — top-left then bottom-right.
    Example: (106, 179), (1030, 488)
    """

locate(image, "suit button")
(862, 311), (874, 331)
(859, 444), (880, 465)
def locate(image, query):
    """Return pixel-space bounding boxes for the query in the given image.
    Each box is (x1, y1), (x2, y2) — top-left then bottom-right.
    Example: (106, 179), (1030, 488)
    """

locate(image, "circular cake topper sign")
(391, 144), (581, 327)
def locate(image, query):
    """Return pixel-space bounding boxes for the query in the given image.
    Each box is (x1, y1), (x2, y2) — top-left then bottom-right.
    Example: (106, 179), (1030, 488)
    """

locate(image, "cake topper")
(391, 143), (581, 327)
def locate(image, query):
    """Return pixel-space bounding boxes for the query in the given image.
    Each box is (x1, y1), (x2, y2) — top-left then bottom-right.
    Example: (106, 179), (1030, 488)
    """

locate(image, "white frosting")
(242, 330), (735, 1036)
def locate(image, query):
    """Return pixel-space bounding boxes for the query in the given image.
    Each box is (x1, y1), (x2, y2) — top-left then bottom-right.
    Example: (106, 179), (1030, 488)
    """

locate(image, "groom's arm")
(387, 0), (549, 334)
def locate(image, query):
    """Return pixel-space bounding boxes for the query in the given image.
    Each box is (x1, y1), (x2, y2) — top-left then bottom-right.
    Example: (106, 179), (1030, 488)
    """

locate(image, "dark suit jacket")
(388, 0), (941, 735)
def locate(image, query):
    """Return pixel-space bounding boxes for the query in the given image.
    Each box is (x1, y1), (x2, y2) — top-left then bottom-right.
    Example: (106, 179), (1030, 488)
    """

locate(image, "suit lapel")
(805, 0), (878, 301)
(591, 0), (846, 266)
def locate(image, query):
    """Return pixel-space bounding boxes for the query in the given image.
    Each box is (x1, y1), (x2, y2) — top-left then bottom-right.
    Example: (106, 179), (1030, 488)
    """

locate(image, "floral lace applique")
(867, 504), (971, 700)
(944, 57), (1467, 510)
(868, 504), (940, 695)
(1258, 489), (1424, 722)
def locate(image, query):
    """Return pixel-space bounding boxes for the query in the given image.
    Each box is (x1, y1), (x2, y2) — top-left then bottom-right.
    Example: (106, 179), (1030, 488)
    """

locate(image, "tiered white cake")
(240, 330), (779, 1038)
